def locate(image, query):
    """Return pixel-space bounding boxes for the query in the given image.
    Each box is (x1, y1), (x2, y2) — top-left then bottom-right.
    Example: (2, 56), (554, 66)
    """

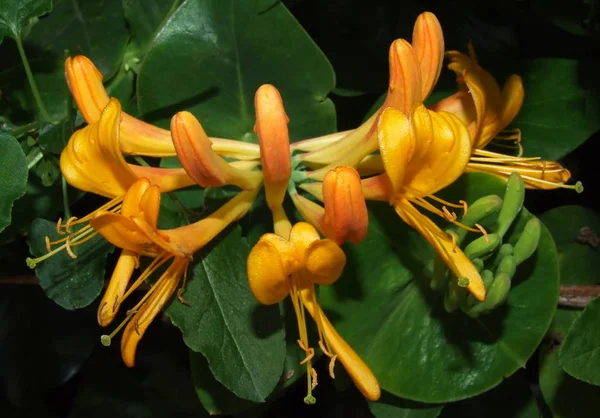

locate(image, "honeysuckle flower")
(372, 106), (486, 302)
(171, 111), (262, 190)
(94, 177), (261, 366)
(247, 222), (380, 402)
(65, 55), (260, 160)
(27, 99), (195, 267)
(297, 11), (444, 179)
(434, 45), (581, 192)
(294, 166), (368, 245)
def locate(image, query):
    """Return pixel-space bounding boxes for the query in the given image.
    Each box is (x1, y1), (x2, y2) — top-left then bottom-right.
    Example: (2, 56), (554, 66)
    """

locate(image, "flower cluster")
(26, 11), (580, 404)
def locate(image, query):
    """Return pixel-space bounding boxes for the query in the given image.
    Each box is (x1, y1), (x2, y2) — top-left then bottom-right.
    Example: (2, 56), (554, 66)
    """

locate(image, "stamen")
(310, 368), (318, 390)
(176, 268), (190, 305)
(120, 255), (170, 302)
(475, 223), (489, 242)
(65, 216), (78, 233)
(45, 236), (52, 253)
(318, 340), (338, 379)
(297, 339), (315, 365)
(459, 200), (468, 217)
(56, 218), (65, 235)
(450, 231), (457, 253)
(442, 206), (457, 222)
(65, 237), (78, 259)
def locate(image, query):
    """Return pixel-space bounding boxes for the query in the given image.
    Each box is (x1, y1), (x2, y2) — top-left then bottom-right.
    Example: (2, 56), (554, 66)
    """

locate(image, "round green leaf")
(165, 225), (286, 403)
(137, 0), (336, 141)
(439, 371), (539, 418)
(515, 59), (600, 161)
(319, 173), (559, 402)
(123, 0), (182, 53)
(560, 296), (600, 386)
(539, 303), (600, 418)
(539, 205), (600, 286)
(0, 132), (28, 232)
(28, 218), (113, 310)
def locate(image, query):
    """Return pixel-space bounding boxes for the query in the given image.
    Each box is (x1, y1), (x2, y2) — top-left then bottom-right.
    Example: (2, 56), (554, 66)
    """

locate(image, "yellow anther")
(475, 223), (489, 243)
(45, 236), (52, 252)
(310, 368), (318, 390)
(298, 339), (315, 365)
(65, 236), (78, 259)
(56, 218), (65, 235)
(459, 200), (468, 217)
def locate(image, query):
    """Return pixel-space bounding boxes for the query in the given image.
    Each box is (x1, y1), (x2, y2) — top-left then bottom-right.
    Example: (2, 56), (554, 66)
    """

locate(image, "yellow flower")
(27, 98), (194, 267)
(433, 45), (580, 191)
(374, 105), (486, 302)
(93, 177), (261, 366)
(247, 222), (380, 402)
(65, 55), (260, 160)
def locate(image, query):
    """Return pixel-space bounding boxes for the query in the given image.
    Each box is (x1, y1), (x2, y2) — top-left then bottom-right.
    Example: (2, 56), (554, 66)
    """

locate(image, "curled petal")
(289, 222), (321, 255)
(97, 250), (138, 327)
(304, 239), (346, 285)
(121, 257), (188, 367)
(499, 75), (524, 132)
(171, 112), (262, 189)
(60, 98), (138, 198)
(247, 234), (295, 305)
(322, 166), (368, 245)
(254, 84), (292, 210)
(65, 55), (176, 157)
(412, 11), (444, 100)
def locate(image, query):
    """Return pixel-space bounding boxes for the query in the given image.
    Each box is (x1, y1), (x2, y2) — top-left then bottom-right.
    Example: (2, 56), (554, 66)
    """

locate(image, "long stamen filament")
(120, 255), (171, 302)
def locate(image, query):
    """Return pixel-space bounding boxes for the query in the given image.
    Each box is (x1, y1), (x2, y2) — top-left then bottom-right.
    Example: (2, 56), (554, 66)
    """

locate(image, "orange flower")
(433, 44), (580, 191)
(94, 177), (261, 366)
(247, 222), (380, 402)
(65, 55), (260, 160)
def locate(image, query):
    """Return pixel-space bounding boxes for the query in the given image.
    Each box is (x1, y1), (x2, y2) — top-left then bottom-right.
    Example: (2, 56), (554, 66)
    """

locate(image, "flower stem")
(9, 121), (42, 138)
(62, 176), (72, 220)
(27, 150), (44, 169)
(14, 37), (57, 125)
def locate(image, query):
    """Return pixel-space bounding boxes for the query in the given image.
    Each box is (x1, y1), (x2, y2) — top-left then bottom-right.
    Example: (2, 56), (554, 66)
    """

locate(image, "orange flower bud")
(171, 111), (262, 189)
(322, 167), (368, 245)
(254, 84), (291, 210)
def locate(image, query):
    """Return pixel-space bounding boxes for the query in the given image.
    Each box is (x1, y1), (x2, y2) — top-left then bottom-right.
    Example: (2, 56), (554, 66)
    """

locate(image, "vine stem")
(14, 37), (58, 125)
(62, 176), (72, 220)
(27, 150), (44, 169)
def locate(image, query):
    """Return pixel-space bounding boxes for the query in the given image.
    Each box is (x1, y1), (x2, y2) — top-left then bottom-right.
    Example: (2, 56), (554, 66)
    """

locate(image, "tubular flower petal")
(65, 55), (260, 159)
(27, 99), (195, 269)
(93, 178), (262, 366)
(322, 166), (368, 245)
(376, 107), (486, 302)
(171, 111), (262, 190)
(247, 222), (380, 402)
(412, 11), (444, 100)
(254, 84), (292, 210)
(299, 11), (443, 176)
(60, 98), (195, 198)
(440, 46), (579, 191)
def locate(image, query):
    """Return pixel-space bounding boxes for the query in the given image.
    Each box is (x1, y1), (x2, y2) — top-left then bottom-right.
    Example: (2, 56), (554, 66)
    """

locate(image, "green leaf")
(515, 59), (600, 161)
(537, 206), (600, 417)
(165, 225), (286, 403)
(28, 218), (113, 310)
(123, 0), (182, 54)
(319, 172), (559, 402)
(560, 296), (600, 386)
(137, 0), (336, 141)
(25, 0), (129, 79)
(0, 0), (51, 42)
(539, 205), (600, 286)
(439, 371), (539, 418)
(190, 351), (257, 415)
(0, 132), (28, 232)
(369, 393), (443, 418)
